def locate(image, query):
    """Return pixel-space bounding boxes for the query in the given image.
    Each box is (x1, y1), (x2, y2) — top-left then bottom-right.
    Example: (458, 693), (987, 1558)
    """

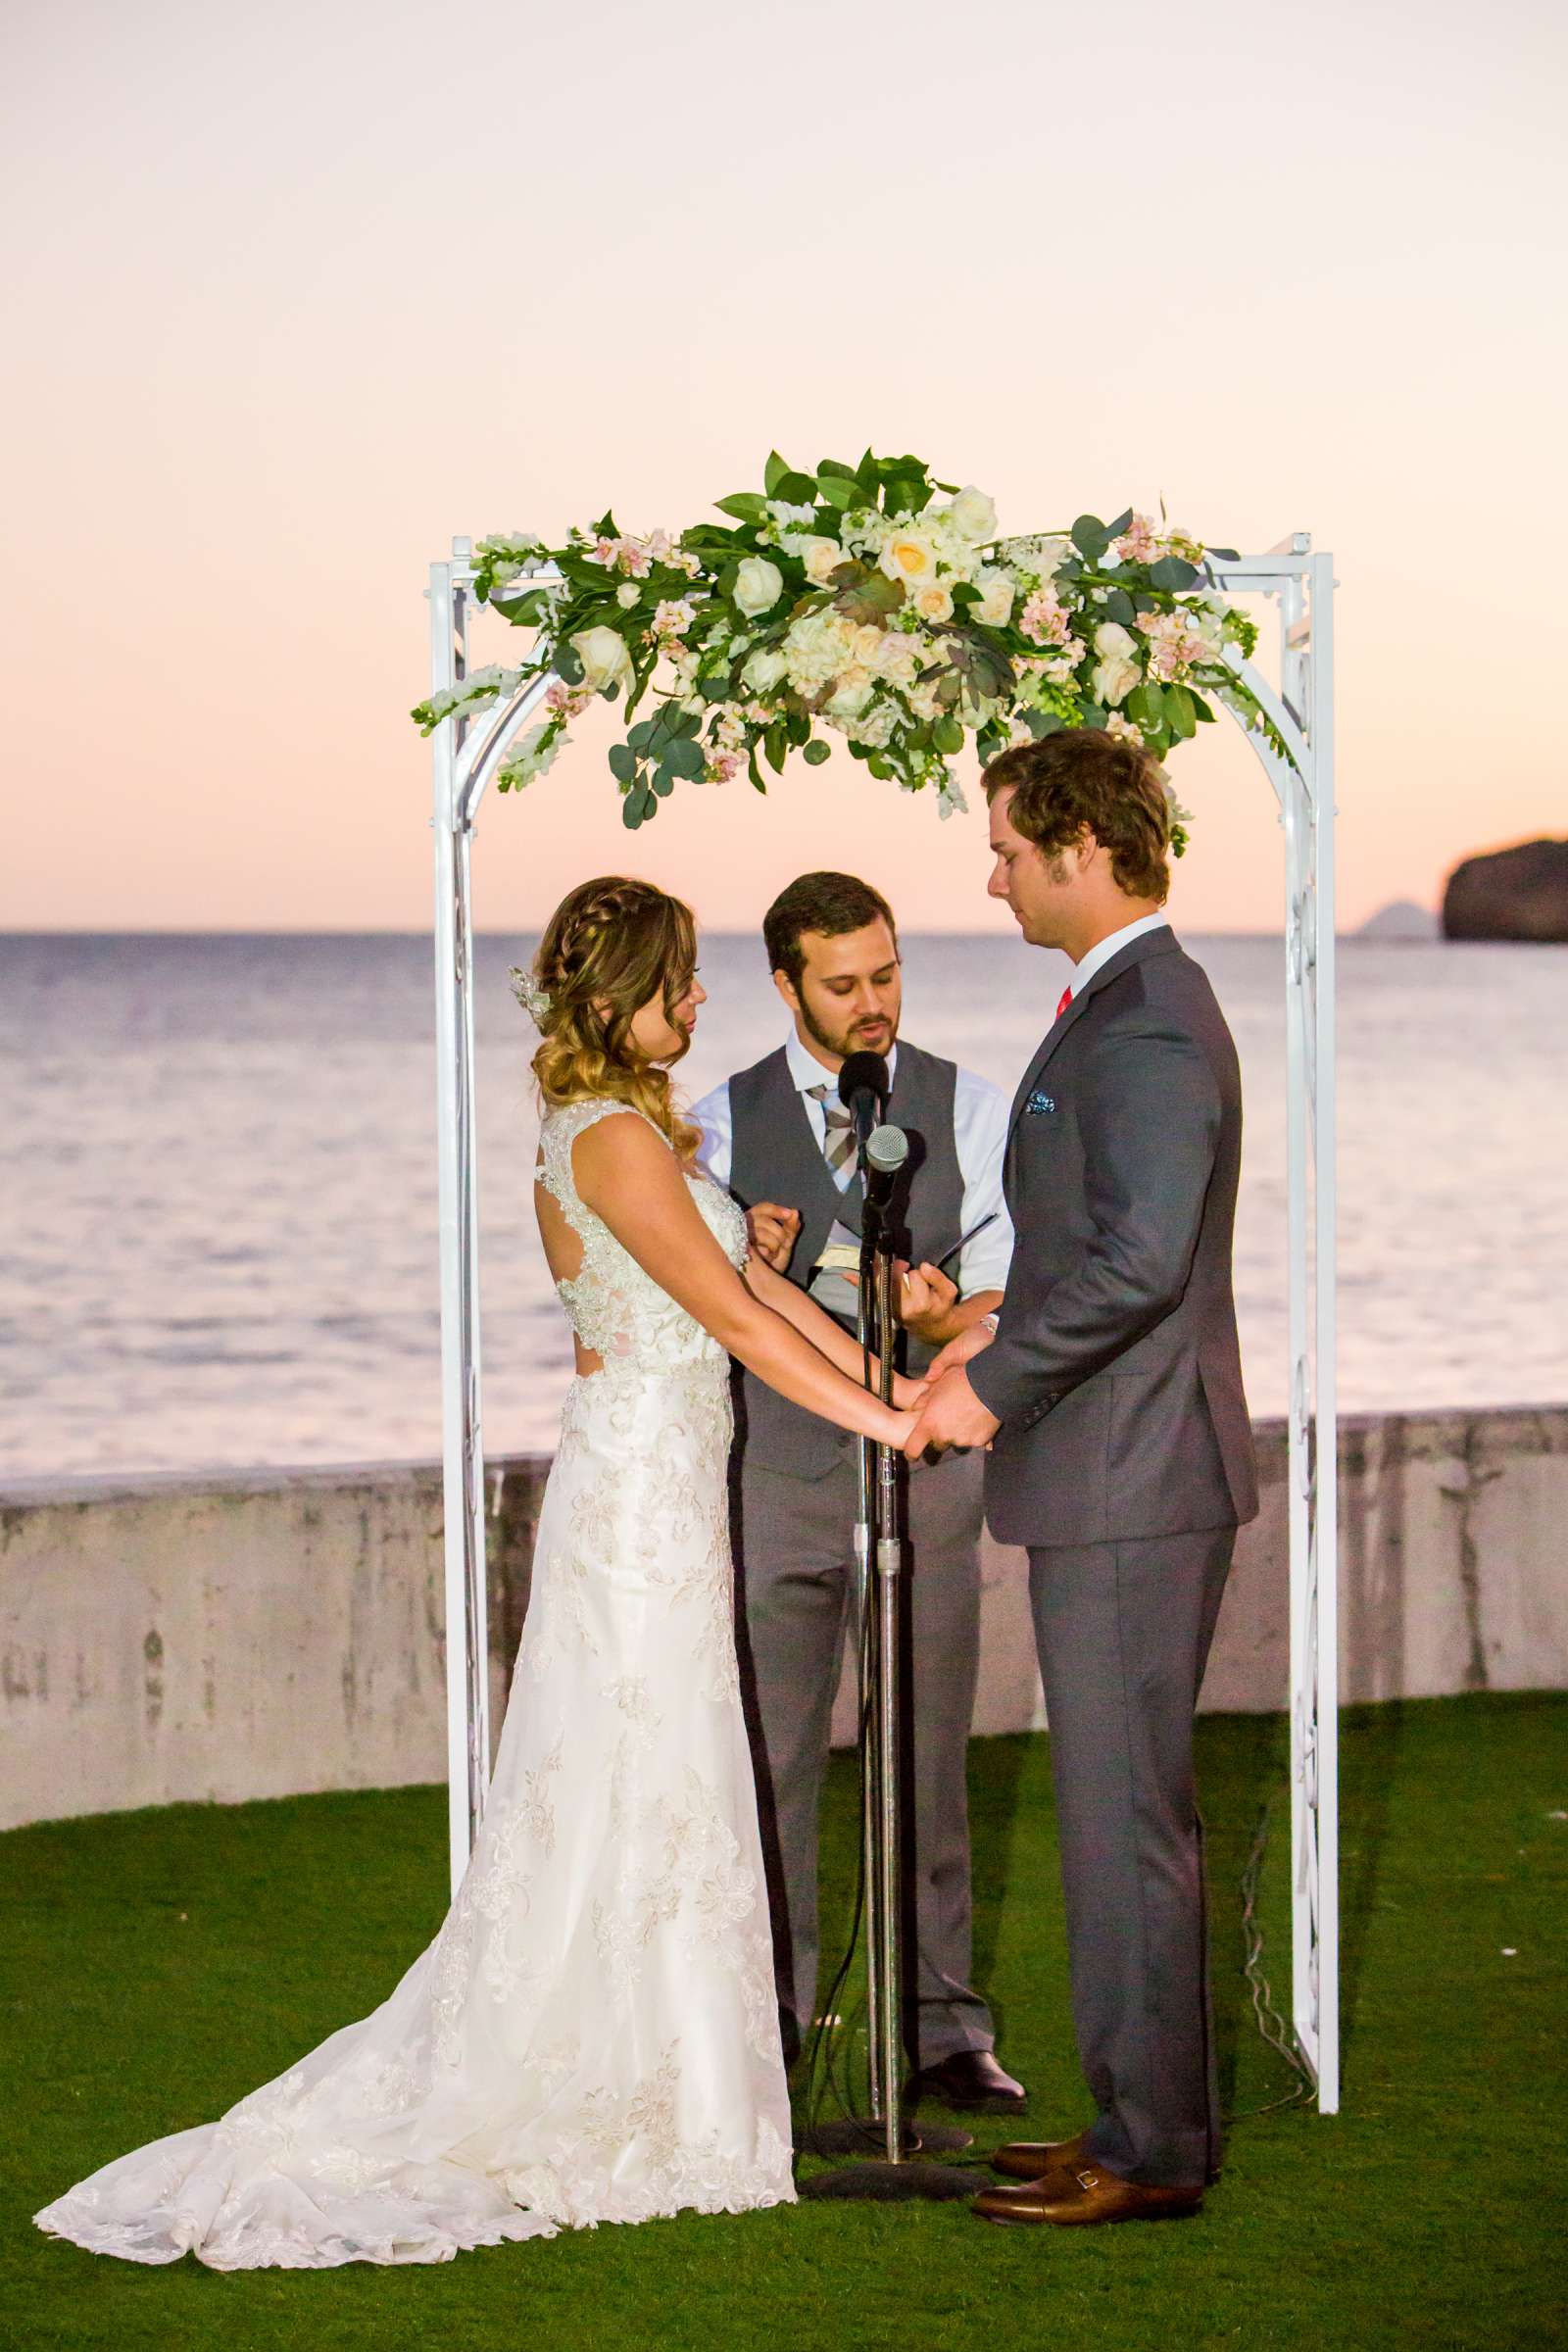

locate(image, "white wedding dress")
(36, 1099), (796, 2269)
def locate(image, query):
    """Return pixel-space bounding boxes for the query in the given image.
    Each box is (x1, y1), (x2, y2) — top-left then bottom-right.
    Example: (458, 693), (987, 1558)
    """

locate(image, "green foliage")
(419, 452), (1298, 849)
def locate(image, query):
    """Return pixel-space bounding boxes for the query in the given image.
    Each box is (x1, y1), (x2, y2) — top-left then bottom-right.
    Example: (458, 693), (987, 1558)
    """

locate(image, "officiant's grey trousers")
(1028, 1527), (1234, 2189)
(735, 1447), (995, 2068)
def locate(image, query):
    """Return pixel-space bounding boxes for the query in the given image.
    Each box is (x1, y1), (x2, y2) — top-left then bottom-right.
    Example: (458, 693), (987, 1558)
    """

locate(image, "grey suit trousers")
(736, 1446), (996, 2067)
(1028, 1526), (1234, 2188)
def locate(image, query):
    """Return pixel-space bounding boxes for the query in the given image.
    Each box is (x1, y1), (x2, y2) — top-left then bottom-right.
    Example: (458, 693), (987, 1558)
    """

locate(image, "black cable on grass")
(1226, 1798), (1315, 2120)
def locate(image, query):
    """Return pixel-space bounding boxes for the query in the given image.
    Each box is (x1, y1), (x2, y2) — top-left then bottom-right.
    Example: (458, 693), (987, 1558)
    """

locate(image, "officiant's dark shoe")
(973, 2166), (1203, 2227)
(906, 2051), (1026, 2113)
(989, 2128), (1093, 2180)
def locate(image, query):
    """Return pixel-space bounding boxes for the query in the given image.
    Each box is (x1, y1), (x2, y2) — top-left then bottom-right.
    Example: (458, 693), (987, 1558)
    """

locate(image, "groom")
(909, 729), (1258, 2226)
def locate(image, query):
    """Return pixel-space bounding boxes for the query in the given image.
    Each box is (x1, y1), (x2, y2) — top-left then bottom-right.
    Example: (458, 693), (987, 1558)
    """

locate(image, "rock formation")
(1442, 840), (1568, 943)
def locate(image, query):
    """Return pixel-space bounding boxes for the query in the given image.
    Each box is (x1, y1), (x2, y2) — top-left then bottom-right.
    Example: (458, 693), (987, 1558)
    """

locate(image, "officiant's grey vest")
(728, 1040), (965, 1480)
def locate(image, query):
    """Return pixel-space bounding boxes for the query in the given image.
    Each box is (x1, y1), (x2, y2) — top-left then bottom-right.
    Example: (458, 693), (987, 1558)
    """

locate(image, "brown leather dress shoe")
(989, 2128), (1094, 2181)
(973, 2165), (1203, 2227)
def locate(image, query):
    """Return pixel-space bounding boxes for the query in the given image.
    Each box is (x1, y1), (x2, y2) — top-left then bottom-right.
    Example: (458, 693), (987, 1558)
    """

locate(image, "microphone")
(863, 1120), (909, 1208)
(836, 1050), (889, 1148)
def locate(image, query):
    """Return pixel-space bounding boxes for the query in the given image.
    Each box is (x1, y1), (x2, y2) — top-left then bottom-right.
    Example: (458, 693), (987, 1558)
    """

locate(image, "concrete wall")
(3, 1405), (1565, 1831)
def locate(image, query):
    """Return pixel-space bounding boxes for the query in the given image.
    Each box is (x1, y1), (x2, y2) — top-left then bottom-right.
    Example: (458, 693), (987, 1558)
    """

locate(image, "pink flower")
(707, 752), (744, 784)
(544, 681), (592, 719)
(1105, 712), (1145, 745)
(1020, 587), (1071, 646)
(1114, 514), (1162, 563)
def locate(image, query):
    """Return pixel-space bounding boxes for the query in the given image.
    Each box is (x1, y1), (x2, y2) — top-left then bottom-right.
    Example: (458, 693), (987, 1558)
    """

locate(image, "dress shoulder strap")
(537, 1099), (663, 1219)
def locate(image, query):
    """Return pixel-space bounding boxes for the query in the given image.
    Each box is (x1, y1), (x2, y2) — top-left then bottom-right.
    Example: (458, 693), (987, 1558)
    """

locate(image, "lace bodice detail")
(538, 1100), (748, 1375)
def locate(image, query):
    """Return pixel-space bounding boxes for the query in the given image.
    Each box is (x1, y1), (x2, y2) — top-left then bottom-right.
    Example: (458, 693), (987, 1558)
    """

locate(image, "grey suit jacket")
(968, 927), (1258, 1547)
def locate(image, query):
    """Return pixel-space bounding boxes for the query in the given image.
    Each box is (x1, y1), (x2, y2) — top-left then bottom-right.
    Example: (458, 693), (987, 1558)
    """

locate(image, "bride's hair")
(527, 876), (703, 1160)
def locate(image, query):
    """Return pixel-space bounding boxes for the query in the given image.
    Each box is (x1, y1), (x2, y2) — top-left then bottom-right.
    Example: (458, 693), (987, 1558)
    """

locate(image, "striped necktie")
(806, 1082), (858, 1182)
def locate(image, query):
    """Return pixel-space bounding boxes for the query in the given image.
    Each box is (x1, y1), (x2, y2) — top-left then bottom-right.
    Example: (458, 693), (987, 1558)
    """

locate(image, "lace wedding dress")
(36, 1100), (795, 2269)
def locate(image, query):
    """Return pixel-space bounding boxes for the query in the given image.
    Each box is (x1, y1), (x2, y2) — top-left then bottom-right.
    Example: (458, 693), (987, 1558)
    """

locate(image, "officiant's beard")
(797, 990), (899, 1068)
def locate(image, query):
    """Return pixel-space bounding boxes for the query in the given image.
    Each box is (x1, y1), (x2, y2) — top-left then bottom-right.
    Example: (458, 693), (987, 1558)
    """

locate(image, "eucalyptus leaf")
(1025, 710), (1065, 739)
(652, 764), (676, 798)
(555, 642), (584, 685)
(621, 792), (645, 831)
(802, 738), (831, 765)
(627, 719), (656, 753)
(933, 715), (965, 756)
(1149, 556), (1199, 591)
(1071, 514), (1109, 560)
(665, 735), (707, 779)
(608, 743), (638, 783)
(1078, 701), (1108, 730)
(1102, 589), (1136, 625)
(1105, 508), (1134, 537)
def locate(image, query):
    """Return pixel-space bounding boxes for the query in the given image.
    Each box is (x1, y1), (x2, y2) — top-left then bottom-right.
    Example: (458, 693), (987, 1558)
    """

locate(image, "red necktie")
(1055, 986), (1073, 1021)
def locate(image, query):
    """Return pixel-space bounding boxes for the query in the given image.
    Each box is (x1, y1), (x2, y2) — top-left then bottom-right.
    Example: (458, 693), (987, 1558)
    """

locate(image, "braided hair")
(526, 877), (703, 1160)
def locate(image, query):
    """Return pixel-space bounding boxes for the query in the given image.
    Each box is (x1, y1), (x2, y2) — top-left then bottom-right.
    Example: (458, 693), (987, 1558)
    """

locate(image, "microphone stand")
(798, 1127), (973, 2202)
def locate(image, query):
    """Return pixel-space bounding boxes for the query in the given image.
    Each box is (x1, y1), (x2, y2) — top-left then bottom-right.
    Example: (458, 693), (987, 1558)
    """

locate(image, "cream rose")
(799, 535), (844, 584)
(734, 556), (783, 617)
(913, 581), (954, 623)
(972, 567), (1015, 627)
(947, 485), (999, 543)
(879, 529), (938, 589)
(570, 625), (634, 697)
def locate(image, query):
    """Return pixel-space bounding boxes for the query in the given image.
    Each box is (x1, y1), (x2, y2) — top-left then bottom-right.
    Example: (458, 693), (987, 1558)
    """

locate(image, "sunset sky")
(4, 0), (1563, 937)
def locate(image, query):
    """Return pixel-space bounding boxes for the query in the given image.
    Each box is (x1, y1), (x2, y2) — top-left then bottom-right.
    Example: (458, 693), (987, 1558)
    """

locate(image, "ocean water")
(2, 931), (1566, 1481)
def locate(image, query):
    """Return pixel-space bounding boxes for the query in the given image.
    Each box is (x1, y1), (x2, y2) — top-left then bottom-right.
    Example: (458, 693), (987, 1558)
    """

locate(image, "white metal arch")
(426, 534), (1340, 2111)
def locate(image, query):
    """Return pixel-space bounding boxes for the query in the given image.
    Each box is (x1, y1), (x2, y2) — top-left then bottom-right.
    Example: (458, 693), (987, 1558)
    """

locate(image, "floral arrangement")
(412, 449), (1288, 850)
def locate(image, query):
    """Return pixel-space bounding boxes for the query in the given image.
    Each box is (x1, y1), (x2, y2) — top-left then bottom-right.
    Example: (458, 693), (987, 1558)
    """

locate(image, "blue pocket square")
(1025, 1090), (1056, 1116)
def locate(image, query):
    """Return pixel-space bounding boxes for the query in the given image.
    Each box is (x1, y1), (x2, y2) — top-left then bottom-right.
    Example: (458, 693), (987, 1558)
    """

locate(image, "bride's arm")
(742, 1250), (926, 1411)
(573, 1116), (915, 1448)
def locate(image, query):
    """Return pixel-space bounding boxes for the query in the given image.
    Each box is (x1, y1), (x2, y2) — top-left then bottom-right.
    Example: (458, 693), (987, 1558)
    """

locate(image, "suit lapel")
(1004, 928), (1181, 1153)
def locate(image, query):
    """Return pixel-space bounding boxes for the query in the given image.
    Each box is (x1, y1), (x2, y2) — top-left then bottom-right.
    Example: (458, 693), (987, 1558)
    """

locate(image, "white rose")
(799, 535), (845, 584)
(616, 581), (640, 609)
(946, 485), (999, 543)
(1190, 604), (1227, 652)
(1092, 655), (1142, 708)
(734, 556), (784, 617)
(850, 623), (887, 666)
(972, 567), (1015, 627)
(879, 529), (938, 589)
(827, 665), (876, 719)
(913, 582), (954, 623)
(906, 678), (946, 723)
(742, 645), (789, 694)
(1093, 620), (1138, 662)
(570, 625), (634, 696)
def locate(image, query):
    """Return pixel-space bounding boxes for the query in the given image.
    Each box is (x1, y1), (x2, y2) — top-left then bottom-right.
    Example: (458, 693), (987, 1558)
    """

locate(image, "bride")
(36, 875), (922, 2271)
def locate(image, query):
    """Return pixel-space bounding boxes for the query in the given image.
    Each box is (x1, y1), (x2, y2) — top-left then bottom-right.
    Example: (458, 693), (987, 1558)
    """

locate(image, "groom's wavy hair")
(983, 730), (1171, 903)
(529, 876), (703, 1161)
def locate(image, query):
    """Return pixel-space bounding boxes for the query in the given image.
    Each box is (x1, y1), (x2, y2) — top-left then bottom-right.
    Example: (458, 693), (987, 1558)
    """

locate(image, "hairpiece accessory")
(509, 967), (553, 1025)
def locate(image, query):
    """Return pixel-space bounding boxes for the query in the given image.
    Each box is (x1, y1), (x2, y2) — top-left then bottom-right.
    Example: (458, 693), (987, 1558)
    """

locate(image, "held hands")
(904, 1363), (1001, 1461)
(746, 1201), (801, 1273)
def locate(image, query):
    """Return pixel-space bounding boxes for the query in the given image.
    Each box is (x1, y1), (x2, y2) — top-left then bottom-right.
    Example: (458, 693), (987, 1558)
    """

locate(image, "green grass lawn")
(4, 1692), (1564, 2351)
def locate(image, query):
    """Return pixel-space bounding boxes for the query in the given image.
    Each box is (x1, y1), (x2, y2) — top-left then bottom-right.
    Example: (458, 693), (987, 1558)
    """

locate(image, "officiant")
(695, 872), (1025, 2115)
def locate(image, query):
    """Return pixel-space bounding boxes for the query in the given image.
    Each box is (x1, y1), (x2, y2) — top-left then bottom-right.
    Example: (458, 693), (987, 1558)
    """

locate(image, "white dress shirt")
(1059, 911), (1170, 1009)
(694, 1030), (1014, 1298)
